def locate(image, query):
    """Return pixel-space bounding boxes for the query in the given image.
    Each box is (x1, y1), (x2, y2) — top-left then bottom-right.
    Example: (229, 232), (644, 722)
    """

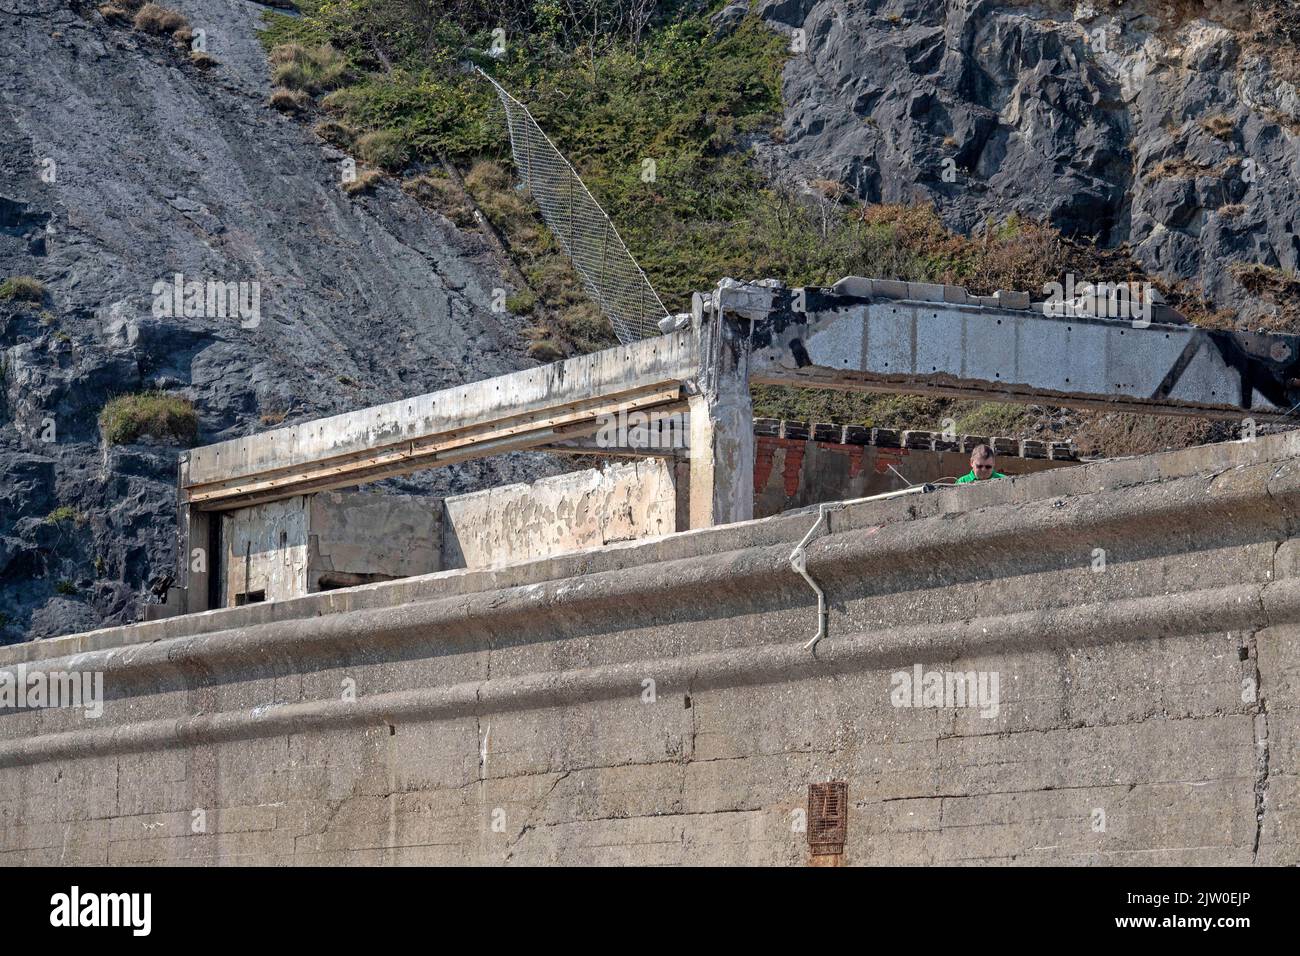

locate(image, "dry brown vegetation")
(269, 88), (311, 113)
(269, 43), (347, 95)
(97, 2), (141, 22)
(851, 203), (1139, 298)
(1147, 157), (1211, 181)
(402, 172), (477, 228)
(311, 119), (356, 153)
(342, 167), (381, 196)
(1200, 113), (1236, 140)
(1070, 411), (1227, 459)
(133, 3), (187, 36)
(810, 178), (850, 202)
(1228, 263), (1300, 328)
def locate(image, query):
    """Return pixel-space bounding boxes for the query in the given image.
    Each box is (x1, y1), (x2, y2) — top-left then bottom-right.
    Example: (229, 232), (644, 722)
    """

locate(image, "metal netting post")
(523, 121), (532, 194)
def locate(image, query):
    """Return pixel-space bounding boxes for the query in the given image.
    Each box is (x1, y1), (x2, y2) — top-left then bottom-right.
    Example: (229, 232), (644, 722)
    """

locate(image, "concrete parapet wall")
(2, 432), (1298, 864)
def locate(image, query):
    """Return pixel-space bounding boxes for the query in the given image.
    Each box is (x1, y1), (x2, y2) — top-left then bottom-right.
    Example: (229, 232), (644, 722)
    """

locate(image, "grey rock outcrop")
(756, 0), (1296, 324)
(0, 0), (555, 641)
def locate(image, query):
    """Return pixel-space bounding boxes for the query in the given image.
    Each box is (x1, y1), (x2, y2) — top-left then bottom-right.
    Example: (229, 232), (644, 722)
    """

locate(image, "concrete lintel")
(183, 329), (700, 507)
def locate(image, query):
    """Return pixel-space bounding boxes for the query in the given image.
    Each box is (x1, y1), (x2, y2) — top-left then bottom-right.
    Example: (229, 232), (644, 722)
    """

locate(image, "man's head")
(969, 444), (996, 479)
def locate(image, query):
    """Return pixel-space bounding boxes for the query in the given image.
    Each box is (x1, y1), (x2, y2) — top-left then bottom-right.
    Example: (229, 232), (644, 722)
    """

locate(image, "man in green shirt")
(955, 444), (1007, 484)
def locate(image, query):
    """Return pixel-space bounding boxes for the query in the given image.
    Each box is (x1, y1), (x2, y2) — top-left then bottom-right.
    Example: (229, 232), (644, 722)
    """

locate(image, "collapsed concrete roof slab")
(723, 280), (1300, 422)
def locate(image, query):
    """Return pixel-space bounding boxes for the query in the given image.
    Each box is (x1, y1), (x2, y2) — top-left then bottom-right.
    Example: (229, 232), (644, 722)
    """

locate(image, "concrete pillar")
(176, 454), (213, 613)
(673, 460), (691, 533)
(688, 308), (754, 528)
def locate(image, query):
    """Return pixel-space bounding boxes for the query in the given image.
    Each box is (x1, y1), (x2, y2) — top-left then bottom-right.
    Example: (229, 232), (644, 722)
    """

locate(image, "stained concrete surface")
(1, 431), (1297, 864)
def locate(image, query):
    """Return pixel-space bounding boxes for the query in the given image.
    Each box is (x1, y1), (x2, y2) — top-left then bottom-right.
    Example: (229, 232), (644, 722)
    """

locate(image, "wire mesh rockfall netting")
(477, 68), (669, 344)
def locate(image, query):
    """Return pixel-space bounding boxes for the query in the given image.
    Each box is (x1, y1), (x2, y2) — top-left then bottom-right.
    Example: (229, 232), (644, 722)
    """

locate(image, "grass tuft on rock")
(355, 129), (410, 172)
(99, 392), (199, 446)
(270, 87), (311, 113)
(133, 3), (187, 36)
(270, 42), (347, 94)
(45, 506), (84, 526)
(98, 3), (141, 23)
(0, 276), (45, 302)
(342, 167), (382, 195)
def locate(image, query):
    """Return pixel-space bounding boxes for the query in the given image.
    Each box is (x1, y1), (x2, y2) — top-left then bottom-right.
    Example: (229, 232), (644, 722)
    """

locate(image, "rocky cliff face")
(755, 0), (1299, 326)
(0, 0), (552, 641)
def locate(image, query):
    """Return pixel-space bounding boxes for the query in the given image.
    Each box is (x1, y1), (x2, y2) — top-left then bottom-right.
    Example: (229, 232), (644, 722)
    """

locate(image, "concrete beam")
(183, 329), (699, 510)
(539, 406), (690, 459)
(730, 279), (1300, 422)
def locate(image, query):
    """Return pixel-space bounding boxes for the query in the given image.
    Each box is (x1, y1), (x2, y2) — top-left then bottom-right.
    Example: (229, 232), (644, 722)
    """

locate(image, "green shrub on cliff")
(99, 392), (199, 446)
(0, 276), (45, 302)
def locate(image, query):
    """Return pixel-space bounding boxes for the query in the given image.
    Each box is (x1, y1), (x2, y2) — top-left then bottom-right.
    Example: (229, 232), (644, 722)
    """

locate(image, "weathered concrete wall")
(221, 492), (440, 605)
(215, 464), (673, 603)
(307, 491), (441, 591)
(2, 432), (1298, 865)
(221, 497), (308, 607)
(441, 458), (677, 569)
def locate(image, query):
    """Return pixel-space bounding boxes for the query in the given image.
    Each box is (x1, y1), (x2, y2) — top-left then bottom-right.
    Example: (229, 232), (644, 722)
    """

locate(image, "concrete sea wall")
(1, 432), (1297, 864)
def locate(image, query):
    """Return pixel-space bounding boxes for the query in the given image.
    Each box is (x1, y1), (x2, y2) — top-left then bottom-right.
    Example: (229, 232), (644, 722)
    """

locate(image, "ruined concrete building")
(2, 277), (1297, 865)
